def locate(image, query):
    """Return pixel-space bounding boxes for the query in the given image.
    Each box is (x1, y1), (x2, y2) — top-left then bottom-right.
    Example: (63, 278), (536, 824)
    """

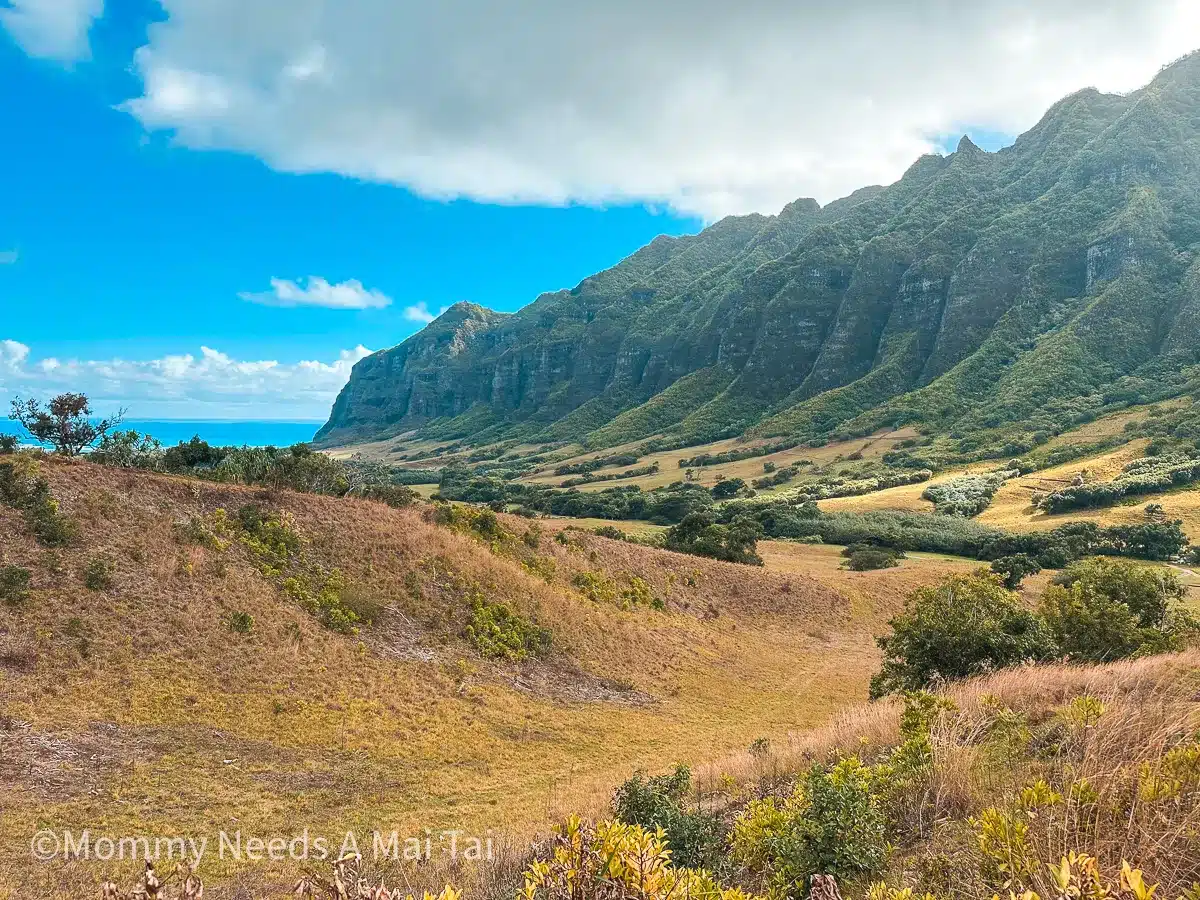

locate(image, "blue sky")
(0, 2), (701, 419)
(1, 1), (1194, 421)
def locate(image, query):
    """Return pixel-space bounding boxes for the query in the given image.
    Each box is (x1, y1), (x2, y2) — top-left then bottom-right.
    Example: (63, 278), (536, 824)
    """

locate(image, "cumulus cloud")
(0, 250), (18, 265)
(116, 0), (1200, 218)
(0, 340), (372, 419)
(0, 0), (104, 63)
(402, 302), (447, 325)
(239, 275), (392, 309)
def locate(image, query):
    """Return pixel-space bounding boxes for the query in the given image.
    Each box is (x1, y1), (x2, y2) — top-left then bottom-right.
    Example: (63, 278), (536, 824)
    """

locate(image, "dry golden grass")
(0, 457), (912, 898)
(691, 650), (1200, 900)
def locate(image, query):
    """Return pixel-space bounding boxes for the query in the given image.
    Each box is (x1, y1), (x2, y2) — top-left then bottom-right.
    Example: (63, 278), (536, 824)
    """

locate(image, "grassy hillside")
(2, 455), (898, 898)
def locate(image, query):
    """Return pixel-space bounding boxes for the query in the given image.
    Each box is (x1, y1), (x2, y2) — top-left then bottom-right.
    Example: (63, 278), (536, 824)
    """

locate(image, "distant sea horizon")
(0, 419), (323, 449)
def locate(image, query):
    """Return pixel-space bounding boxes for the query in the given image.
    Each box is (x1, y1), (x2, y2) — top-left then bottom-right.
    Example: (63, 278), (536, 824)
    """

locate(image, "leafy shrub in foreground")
(871, 572), (1056, 698)
(519, 817), (753, 900)
(731, 757), (890, 897)
(611, 765), (722, 870)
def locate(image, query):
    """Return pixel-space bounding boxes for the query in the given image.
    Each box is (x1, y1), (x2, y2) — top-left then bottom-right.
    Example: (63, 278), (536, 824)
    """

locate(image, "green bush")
(283, 570), (362, 634)
(611, 765), (722, 870)
(990, 554), (1042, 589)
(83, 555), (114, 591)
(922, 470), (1017, 517)
(843, 544), (905, 571)
(733, 757), (891, 897)
(1039, 557), (1195, 661)
(226, 611), (254, 633)
(464, 596), (551, 661)
(354, 482), (420, 508)
(235, 505), (302, 574)
(1039, 453), (1200, 513)
(871, 572), (1056, 698)
(665, 512), (763, 565)
(711, 477), (748, 500)
(92, 430), (163, 469)
(0, 434), (17, 454)
(0, 565), (31, 606)
(0, 456), (77, 546)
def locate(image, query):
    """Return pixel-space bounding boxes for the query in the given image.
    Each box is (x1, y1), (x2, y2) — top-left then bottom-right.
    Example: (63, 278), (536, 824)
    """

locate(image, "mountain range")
(317, 52), (1200, 452)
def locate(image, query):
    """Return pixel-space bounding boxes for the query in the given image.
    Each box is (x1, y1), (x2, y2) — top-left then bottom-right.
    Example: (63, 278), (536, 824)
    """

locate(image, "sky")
(1, 1), (1198, 421)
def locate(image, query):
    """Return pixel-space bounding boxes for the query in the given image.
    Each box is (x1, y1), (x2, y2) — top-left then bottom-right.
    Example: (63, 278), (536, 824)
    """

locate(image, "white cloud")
(402, 301), (447, 324)
(0, 250), (18, 265)
(116, 0), (1200, 218)
(1, 340), (31, 371)
(0, 340), (372, 419)
(0, 0), (104, 63)
(239, 275), (392, 309)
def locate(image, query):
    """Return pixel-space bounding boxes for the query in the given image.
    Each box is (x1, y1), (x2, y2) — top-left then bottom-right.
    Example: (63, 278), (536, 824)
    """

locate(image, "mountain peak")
(956, 134), (981, 154)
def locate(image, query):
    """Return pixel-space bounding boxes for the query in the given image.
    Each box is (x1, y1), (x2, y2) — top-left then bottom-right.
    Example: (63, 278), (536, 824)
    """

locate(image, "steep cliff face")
(318, 53), (1200, 449)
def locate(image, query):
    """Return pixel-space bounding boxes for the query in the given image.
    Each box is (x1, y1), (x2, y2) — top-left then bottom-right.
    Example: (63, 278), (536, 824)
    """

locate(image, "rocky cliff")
(318, 53), (1200, 450)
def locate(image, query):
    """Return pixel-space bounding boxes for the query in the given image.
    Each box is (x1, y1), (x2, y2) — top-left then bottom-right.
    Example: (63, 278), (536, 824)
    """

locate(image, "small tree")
(9, 393), (124, 456)
(1040, 557), (1194, 662)
(871, 571), (1057, 698)
(990, 554), (1042, 589)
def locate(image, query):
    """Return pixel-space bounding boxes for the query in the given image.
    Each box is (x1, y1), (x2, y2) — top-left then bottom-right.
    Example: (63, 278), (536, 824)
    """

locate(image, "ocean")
(0, 419), (322, 449)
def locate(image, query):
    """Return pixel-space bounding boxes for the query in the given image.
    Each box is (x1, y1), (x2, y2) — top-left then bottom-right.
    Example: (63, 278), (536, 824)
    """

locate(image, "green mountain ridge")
(317, 53), (1200, 452)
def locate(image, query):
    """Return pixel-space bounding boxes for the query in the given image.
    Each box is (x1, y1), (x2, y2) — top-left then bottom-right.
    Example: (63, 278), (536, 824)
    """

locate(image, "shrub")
(991, 554), (1042, 589)
(611, 765), (722, 869)
(235, 505), (302, 575)
(0, 456), (77, 546)
(1039, 558), (1195, 662)
(843, 544), (905, 571)
(871, 572), (1057, 698)
(83, 555), (114, 591)
(519, 817), (749, 900)
(226, 611), (254, 633)
(336, 582), (386, 625)
(0, 565), (31, 606)
(465, 597), (551, 661)
(711, 477), (748, 500)
(665, 512), (763, 565)
(572, 571), (661, 609)
(1039, 453), (1200, 513)
(354, 482), (419, 508)
(922, 470), (1017, 517)
(0, 434), (17, 454)
(283, 570), (362, 634)
(731, 757), (890, 896)
(92, 430), (163, 469)
(592, 525), (627, 540)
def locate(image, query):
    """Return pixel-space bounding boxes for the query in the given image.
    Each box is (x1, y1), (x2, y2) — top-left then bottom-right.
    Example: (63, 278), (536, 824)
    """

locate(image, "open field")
(518, 429), (922, 493)
(0, 457), (935, 897)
